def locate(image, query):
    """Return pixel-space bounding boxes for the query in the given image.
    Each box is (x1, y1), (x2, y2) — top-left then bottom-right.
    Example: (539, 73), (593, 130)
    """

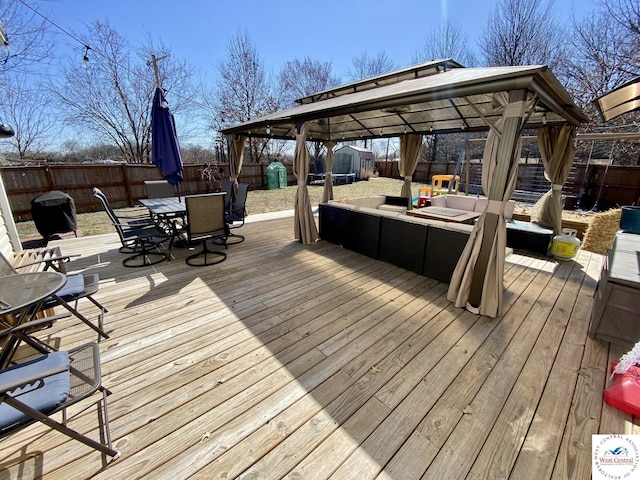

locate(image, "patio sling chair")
(224, 182), (249, 245)
(183, 193), (229, 267)
(220, 179), (233, 212)
(93, 187), (172, 267)
(0, 328), (120, 460)
(0, 251), (110, 341)
(144, 179), (177, 199)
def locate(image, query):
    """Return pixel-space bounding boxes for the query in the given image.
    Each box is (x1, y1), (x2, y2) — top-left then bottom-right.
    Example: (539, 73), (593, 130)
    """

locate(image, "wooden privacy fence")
(2, 161), (639, 221)
(1, 163), (296, 221)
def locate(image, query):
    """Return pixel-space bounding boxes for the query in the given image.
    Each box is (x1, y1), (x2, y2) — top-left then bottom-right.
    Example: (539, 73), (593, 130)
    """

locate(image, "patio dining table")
(139, 196), (186, 217)
(0, 271), (66, 368)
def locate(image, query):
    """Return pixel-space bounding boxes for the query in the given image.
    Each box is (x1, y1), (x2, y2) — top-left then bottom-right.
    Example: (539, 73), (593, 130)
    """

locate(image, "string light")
(83, 45), (90, 68)
(0, 21), (8, 52)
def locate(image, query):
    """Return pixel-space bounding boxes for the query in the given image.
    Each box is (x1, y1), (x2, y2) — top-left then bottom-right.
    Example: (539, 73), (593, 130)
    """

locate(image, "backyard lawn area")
(14, 176), (593, 244)
(15, 178), (428, 239)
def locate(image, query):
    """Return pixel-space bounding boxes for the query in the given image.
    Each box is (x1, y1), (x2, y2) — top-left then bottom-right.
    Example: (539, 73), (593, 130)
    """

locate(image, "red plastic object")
(604, 361), (640, 417)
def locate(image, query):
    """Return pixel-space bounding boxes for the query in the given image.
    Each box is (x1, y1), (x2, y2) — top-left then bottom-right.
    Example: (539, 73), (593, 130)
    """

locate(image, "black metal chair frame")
(215, 182), (248, 245)
(93, 187), (171, 267)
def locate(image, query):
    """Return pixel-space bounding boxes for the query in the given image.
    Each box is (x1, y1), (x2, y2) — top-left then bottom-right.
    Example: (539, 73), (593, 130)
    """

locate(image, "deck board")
(0, 215), (634, 480)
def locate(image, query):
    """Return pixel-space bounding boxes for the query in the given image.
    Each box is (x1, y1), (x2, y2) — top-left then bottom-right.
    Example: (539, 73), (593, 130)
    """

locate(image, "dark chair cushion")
(53, 274), (85, 299)
(384, 196), (411, 208)
(0, 351), (70, 431)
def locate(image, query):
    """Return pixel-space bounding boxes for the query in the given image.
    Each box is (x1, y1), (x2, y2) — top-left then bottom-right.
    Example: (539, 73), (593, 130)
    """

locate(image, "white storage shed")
(333, 145), (375, 180)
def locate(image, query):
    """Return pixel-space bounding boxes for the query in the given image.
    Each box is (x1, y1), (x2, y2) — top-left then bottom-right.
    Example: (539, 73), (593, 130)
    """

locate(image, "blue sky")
(41, 0), (595, 80)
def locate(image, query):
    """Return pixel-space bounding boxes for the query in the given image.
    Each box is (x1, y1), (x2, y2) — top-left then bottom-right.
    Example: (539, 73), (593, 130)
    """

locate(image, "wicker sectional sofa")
(319, 196), (477, 283)
(431, 194), (554, 254)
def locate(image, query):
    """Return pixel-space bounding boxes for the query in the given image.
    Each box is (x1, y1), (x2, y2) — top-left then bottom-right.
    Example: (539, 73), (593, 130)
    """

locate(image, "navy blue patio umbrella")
(151, 87), (183, 188)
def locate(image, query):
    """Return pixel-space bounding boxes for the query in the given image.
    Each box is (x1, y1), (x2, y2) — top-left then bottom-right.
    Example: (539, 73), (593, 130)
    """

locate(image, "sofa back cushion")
(472, 197), (515, 220)
(444, 195), (476, 211)
(430, 194), (476, 211)
(346, 196), (386, 208)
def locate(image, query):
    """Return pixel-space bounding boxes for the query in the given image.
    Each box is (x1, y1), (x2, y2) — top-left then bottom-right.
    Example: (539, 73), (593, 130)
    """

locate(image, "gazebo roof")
(593, 76), (640, 121)
(221, 59), (588, 141)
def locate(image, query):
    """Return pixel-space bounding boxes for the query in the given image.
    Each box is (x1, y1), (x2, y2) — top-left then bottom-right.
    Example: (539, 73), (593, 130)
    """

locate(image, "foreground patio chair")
(0, 333), (120, 461)
(93, 187), (172, 267)
(183, 193), (229, 266)
(0, 251), (109, 341)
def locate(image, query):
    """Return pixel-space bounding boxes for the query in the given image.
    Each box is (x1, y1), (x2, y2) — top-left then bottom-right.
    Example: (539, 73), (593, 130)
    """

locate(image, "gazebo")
(221, 59), (587, 318)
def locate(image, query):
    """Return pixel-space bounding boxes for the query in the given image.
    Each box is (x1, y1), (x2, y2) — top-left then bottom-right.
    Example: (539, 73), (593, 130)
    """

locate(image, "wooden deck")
(1, 214), (636, 479)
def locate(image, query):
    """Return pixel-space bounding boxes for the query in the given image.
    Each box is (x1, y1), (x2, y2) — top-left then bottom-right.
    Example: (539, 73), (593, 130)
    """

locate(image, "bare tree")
(560, 1), (640, 165)
(346, 51), (397, 82)
(278, 57), (340, 107)
(412, 20), (477, 67)
(277, 57), (341, 161)
(0, 74), (55, 158)
(0, 0), (54, 75)
(597, 0), (640, 76)
(52, 20), (193, 163)
(480, 0), (565, 68)
(214, 30), (277, 163)
(561, 11), (631, 109)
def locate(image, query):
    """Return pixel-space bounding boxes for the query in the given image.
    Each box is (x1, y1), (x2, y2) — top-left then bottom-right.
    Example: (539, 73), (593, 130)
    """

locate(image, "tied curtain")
(293, 122), (319, 244)
(448, 90), (534, 317)
(227, 133), (246, 200)
(322, 141), (336, 203)
(531, 125), (576, 234)
(399, 134), (423, 208)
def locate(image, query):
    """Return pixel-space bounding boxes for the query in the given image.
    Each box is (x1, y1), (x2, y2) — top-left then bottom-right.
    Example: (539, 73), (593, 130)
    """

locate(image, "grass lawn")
(16, 178), (428, 240)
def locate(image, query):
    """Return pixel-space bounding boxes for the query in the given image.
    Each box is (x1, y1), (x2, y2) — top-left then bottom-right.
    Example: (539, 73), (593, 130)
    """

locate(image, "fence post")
(45, 163), (55, 190)
(122, 163), (134, 206)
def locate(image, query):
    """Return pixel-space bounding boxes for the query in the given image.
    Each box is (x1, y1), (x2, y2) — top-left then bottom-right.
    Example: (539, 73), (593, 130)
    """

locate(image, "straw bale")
(581, 208), (621, 255)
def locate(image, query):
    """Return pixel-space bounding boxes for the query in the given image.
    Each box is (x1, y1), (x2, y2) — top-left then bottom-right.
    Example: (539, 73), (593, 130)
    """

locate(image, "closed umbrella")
(152, 87), (183, 187)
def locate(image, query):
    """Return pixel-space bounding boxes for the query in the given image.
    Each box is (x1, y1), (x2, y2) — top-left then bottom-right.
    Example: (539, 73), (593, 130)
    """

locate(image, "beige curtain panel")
(227, 133), (246, 199)
(398, 134), (423, 208)
(531, 125), (576, 234)
(448, 91), (532, 317)
(292, 122), (319, 244)
(398, 133), (422, 207)
(398, 133), (422, 206)
(322, 141), (336, 204)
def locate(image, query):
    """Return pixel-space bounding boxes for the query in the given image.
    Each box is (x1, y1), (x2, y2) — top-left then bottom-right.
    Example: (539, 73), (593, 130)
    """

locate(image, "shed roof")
(221, 59), (587, 141)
